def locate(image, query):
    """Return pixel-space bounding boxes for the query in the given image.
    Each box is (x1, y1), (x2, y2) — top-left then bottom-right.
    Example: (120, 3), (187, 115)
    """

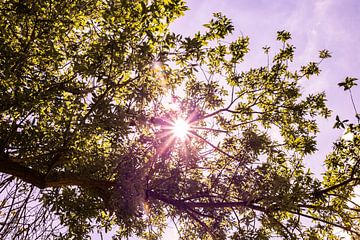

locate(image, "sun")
(172, 118), (190, 140)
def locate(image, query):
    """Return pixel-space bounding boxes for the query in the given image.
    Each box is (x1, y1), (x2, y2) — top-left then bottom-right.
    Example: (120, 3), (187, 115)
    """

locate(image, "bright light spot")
(151, 61), (167, 89)
(172, 118), (190, 140)
(342, 128), (354, 142)
(152, 61), (162, 71)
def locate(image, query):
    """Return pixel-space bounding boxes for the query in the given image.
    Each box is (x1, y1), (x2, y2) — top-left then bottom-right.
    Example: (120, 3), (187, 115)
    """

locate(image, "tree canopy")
(0, 0), (359, 239)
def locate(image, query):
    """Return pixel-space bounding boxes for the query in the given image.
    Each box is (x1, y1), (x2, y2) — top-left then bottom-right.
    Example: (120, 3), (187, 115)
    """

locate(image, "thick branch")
(0, 159), (113, 190)
(314, 177), (360, 197)
(147, 190), (265, 212)
(0, 159), (45, 188)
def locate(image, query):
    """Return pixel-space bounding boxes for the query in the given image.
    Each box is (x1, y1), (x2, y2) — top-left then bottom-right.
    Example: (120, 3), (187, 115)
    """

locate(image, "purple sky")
(130, 1), (360, 239)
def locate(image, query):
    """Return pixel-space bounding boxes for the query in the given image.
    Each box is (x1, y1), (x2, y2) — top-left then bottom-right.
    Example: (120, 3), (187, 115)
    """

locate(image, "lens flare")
(172, 118), (190, 140)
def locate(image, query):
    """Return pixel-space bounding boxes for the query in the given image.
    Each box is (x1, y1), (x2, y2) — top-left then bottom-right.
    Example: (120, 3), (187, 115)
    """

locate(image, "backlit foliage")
(0, 0), (359, 239)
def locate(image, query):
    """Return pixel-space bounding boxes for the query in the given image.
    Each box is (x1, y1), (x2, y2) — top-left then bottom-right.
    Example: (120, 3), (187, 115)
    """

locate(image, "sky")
(128, 0), (360, 239)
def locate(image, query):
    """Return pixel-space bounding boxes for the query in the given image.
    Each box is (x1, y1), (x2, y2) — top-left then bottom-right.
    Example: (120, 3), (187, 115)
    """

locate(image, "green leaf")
(338, 77), (358, 91)
(276, 30), (292, 42)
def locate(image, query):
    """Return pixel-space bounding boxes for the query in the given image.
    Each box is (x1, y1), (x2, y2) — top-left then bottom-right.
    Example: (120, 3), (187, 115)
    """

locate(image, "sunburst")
(172, 118), (190, 140)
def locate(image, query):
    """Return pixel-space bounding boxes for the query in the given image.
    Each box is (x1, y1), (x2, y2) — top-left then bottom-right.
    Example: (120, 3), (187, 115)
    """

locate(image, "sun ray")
(156, 134), (176, 158)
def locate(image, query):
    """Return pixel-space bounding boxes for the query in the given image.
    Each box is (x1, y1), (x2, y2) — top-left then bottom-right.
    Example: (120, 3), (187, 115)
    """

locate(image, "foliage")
(0, 0), (359, 239)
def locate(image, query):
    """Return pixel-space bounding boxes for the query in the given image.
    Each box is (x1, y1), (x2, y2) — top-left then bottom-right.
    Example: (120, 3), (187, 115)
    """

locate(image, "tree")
(0, 0), (359, 239)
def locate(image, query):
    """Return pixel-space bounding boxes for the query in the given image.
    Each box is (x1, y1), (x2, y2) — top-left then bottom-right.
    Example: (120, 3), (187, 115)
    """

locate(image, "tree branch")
(0, 159), (113, 190)
(147, 190), (265, 212)
(314, 177), (360, 197)
(287, 209), (360, 236)
(185, 208), (216, 239)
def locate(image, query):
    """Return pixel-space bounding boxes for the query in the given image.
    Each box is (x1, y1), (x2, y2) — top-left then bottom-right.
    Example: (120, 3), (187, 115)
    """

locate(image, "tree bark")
(0, 158), (113, 190)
